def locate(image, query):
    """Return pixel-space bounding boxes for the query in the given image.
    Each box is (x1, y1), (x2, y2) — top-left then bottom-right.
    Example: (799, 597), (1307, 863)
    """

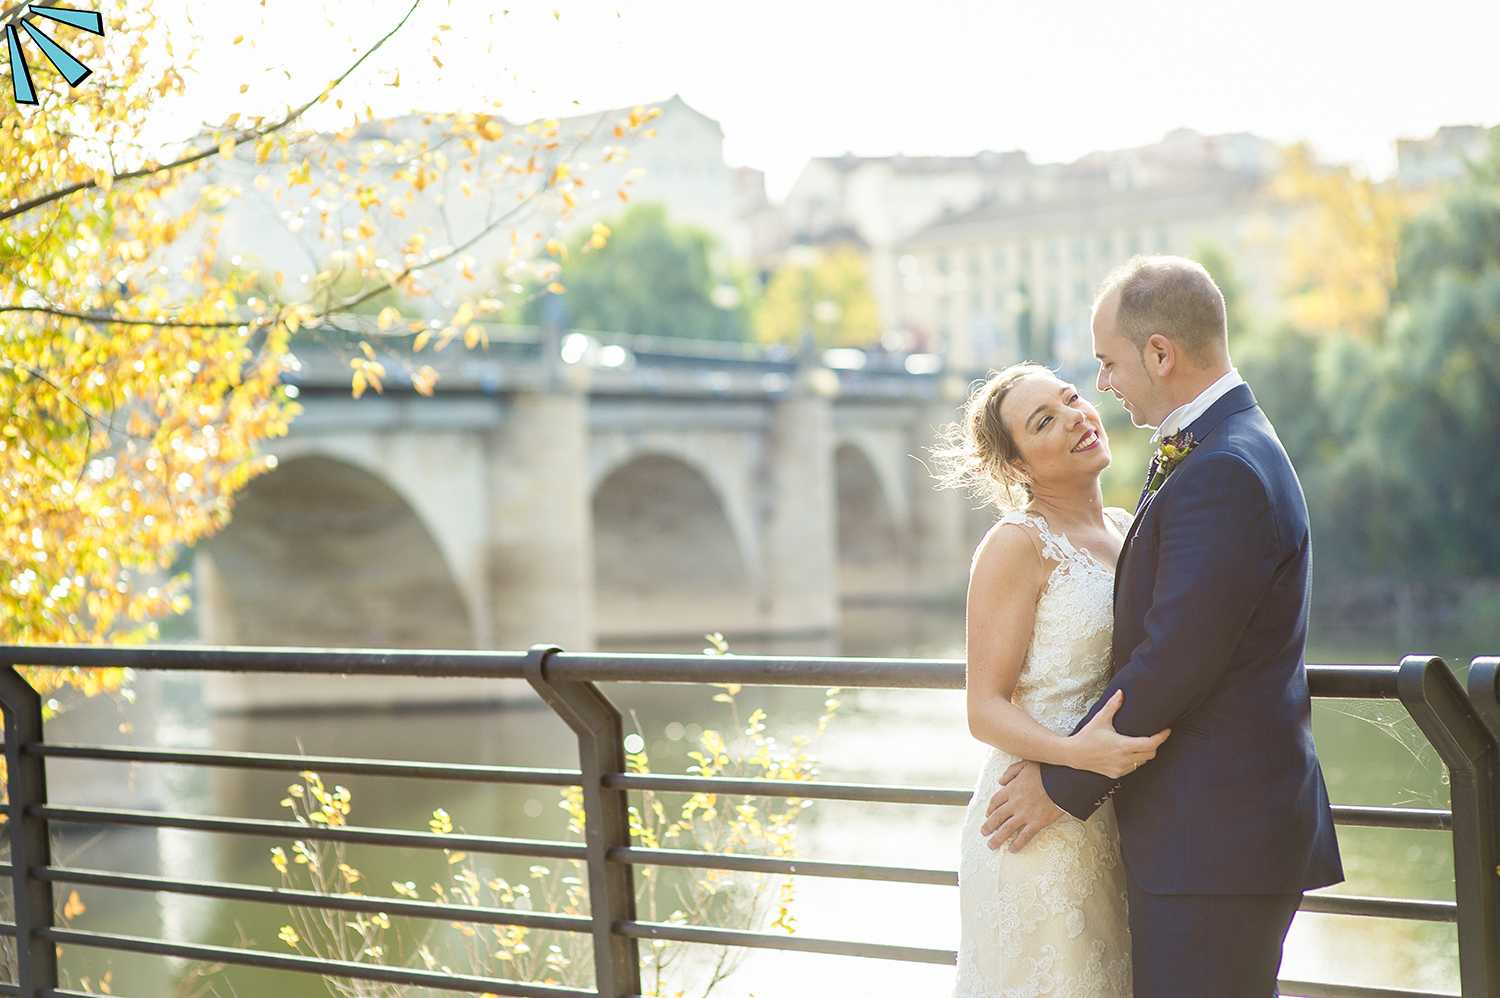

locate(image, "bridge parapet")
(282, 326), (949, 403)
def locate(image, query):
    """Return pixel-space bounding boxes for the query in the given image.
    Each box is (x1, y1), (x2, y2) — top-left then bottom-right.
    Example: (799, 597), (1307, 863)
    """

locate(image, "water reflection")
(43, 606), (1492, 996)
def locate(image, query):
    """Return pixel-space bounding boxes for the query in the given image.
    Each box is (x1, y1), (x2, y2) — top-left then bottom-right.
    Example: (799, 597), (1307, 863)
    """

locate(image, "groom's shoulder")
(1214, 404), (1293, 468)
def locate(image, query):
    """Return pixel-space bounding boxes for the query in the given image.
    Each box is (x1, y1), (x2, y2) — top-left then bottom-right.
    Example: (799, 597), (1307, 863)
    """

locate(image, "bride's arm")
(966, 524), (1167, 776)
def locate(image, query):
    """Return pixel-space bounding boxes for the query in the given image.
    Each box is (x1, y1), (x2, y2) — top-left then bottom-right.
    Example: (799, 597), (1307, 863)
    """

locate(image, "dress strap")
(1105, 506), (1135, 533)
(995, 510), (1076, 564)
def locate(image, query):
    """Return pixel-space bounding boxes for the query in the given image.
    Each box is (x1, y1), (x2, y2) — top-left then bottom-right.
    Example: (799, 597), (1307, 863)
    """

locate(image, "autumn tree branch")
(0, 305), (265, 328)
(0, 0), (424, 224)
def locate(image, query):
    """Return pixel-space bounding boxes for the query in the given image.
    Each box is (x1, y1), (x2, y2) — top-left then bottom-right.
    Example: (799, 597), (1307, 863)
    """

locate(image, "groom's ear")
(1144, 333), (1176, 377)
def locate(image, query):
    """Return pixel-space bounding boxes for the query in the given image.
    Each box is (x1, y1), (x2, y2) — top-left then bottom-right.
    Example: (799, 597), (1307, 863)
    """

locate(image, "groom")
(981, 256), (1343, 995)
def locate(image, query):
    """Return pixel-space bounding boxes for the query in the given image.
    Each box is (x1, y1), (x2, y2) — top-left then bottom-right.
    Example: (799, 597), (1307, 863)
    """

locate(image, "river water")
(43, 604), (1497, 997)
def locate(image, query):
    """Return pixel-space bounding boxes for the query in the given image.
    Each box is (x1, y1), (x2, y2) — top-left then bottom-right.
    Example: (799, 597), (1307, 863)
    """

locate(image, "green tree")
(1333, 128), (1500, 575)
(533, 203), (740, 339)
(1246, 129), (1500, 578)
(753, 245), (880, 349)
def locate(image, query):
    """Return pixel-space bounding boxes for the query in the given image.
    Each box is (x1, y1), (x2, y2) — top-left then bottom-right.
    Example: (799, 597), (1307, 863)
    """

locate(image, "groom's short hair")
(1095, 255), (1228, 365)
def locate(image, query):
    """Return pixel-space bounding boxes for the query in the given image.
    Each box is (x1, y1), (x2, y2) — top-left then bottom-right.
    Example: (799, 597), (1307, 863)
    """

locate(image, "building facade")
(764, 129), (1284, 373)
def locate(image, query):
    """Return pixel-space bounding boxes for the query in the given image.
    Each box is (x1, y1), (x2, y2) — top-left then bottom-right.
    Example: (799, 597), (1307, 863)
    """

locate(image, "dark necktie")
(1136, 452), (1162, 514)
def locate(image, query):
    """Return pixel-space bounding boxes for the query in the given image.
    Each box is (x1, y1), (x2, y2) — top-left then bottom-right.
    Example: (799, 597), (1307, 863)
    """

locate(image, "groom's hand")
(981, 760), (1064, 853)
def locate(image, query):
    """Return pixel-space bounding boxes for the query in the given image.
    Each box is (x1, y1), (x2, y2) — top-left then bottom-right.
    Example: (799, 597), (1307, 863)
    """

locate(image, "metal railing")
(0, 645), (1495, 998)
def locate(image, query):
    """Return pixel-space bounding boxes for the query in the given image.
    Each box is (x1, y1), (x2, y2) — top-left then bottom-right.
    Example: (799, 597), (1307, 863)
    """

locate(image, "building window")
(1019, 244), (1032, 267)
(1099, 235), (1112, 259)
(936, 254), (949, 274)
(1155, 227), (1170, 252)
(969, 252), (981, 277)
(1075, 280), (1089, 304)
(1045, 242), (1059, 266)
(1127, 231), (1141, 255)
(1072, 238), (1086, 264)
(992, 246), (1006, 270)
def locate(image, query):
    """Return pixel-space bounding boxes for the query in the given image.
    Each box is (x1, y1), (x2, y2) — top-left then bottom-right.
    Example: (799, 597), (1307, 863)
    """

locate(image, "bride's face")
(999, 374), (1111, 490)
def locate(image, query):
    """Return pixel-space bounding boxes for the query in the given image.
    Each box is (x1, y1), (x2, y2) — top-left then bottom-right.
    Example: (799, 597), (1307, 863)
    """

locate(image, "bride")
(938, 363), (1170, 997)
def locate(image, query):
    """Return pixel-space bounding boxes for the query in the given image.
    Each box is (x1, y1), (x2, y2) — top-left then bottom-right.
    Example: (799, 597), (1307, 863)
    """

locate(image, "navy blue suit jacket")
(1040, 384), (1343, 896)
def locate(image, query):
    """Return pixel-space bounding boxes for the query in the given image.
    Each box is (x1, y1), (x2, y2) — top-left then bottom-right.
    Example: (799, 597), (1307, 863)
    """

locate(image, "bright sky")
(156, 0), (1500, 200)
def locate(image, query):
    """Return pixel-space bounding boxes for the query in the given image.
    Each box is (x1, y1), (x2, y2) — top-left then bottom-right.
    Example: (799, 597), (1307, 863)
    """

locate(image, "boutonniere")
(1139, 429), (1199, 509)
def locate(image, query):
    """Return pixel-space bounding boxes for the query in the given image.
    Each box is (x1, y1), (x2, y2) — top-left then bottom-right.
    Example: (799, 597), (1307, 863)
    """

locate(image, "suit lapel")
(1111, 383), (1260, 604)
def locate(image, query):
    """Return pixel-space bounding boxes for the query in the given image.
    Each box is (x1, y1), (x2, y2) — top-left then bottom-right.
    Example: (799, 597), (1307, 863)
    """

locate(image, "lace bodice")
(999, 509), (1130, 736)
(954, 507), (1135, 998)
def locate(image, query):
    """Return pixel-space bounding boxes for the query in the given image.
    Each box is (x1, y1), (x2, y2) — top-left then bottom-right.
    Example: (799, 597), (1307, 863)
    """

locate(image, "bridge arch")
(591, 452), (758, 641)
(196, 453), (475, 649)
(833, 440), (910, 598)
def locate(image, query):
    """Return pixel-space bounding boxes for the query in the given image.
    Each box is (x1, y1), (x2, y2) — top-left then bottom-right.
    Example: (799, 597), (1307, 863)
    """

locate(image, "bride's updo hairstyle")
(934, 362), (1053, 512)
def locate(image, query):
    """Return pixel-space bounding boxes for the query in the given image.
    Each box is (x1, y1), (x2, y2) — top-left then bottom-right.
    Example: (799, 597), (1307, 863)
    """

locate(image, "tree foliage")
(1270, 143), (1414, 340)
(1245, 130), (1500, 578)
(0, 0), (651, 688)
(532, 203), (741, 340)
(753, 245), (880, 349)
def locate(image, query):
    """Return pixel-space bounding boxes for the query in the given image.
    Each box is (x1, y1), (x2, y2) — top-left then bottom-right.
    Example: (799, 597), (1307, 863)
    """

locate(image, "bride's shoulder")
(971, 513), (1048, 584)
(1104, 506), (1135, 531)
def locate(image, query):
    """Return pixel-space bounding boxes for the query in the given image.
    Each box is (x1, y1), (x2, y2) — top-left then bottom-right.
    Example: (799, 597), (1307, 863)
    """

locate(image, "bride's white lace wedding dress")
(954, 509), (1134, 998)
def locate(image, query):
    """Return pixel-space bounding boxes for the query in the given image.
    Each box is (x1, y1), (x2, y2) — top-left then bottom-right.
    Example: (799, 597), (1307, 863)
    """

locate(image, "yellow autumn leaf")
(412, 365), (438, 396)
(377, 306), (401, 331)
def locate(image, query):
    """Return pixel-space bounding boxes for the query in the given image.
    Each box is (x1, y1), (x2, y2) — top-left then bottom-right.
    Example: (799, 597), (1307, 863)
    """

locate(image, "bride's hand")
(1067, 690), (1170, 779)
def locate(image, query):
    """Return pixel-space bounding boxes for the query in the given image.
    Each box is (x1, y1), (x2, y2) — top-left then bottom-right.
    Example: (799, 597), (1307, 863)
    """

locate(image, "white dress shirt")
(1152, 368), (1245, 442)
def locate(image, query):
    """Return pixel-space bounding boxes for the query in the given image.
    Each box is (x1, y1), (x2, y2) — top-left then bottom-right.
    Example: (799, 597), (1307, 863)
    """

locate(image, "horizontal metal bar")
(603, 772), (971, 806)
(0, 646), (1406, 699)
(1306, 665), (1402, 700)
(610, 846), (956, 886)
(28, 743), (581, 787)
(1278, 979), (1458, 998)
(1300, 891), (1457, 922)
(0, 921), (15, 936)
(1330, 804), (1452, 831)
(0, 644), (530, 679)
(36, 926), (591, 998)
(613, 919), (956, 965)
(34, 866), (590, 934)
(547, 652), (967, 689)
(33, 805), (586, 860)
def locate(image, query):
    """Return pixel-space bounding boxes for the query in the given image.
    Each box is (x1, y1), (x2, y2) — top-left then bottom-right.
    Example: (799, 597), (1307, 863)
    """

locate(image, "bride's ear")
(1005, 458), (1031, 484)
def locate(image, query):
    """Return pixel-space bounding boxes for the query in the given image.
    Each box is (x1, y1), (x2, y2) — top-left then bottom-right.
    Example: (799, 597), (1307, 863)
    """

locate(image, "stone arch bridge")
(195, 335), (979, 690)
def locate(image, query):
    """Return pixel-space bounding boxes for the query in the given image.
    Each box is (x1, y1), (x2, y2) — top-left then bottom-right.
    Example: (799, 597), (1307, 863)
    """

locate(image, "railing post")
(1467, 656), (1500, 997)
(523, 645), (641, 997)
(0, 667), (58, 996)
(1397, 655), (1500, 998)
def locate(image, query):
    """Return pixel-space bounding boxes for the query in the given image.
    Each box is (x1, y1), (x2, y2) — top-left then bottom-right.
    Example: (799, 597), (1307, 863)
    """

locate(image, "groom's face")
(1092, 296), (1165, 429)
